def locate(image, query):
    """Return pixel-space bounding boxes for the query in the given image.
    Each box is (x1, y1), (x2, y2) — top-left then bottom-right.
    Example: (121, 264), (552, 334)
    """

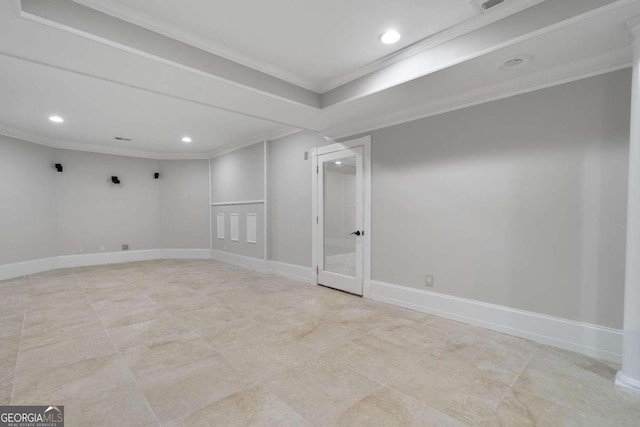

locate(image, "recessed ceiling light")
(499, 55), (532, 71)
(49, 115), (64, 123)
(335, 161), (342, 165)
(380, 30), (401, 45)
(181, 136), (192, 143)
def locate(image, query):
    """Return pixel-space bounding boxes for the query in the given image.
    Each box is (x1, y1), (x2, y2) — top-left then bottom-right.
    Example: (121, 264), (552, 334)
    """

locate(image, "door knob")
(350, 231), (361, 236)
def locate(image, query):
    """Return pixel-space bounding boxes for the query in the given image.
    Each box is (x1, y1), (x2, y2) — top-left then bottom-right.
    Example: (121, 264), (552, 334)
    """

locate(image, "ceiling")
(71, 0), (479, 90)
(0, 54), (288, 157)
(0, 0), (638, 158)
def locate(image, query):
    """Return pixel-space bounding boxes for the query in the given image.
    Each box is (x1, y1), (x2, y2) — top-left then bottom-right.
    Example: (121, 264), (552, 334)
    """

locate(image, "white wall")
(159, 160), (210, 249)
(268, 70), (631, 329)
(55, 150), (160, 255)
(0, 135), (58, 264)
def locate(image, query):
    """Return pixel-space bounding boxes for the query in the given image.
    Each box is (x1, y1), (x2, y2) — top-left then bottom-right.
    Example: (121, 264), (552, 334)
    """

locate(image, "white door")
(316, 147), (364, 295)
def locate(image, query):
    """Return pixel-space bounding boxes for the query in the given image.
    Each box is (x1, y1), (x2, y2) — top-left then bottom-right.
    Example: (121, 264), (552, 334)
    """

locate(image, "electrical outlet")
(121, 244), (129, 251)
(77, 247), (83, 254)
(100, 246), (106, 252)
(425, 274), (434, 287)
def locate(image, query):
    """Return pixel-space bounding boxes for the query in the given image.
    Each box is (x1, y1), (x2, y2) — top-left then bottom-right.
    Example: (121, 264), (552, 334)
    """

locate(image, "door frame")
(311, 135), (371, 298)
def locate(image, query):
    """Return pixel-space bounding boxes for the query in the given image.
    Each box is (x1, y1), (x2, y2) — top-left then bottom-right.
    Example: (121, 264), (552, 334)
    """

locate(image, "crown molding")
(325, 47), (632, 140)
(317, 0), (546, 92)
(72, 0), (545, 94)
(70, 0), (321, 93)
(209, 126), (300, 158)
(0, 125), (211, 160)
(67, 0), (551, 95)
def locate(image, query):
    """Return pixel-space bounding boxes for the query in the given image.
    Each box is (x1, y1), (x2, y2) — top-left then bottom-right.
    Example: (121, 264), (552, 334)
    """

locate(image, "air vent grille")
(471, 0), (505, 14)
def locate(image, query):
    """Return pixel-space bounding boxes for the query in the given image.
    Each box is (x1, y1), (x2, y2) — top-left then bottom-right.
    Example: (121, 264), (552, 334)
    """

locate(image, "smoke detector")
(471, 0), (506, 14)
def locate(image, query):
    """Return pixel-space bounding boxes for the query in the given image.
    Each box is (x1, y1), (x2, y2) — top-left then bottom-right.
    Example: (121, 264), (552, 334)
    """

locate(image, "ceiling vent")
(471, 0), (506, 14)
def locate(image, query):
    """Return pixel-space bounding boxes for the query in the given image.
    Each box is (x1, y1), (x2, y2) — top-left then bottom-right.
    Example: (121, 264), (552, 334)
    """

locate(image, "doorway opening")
(311, 136), (371, 297)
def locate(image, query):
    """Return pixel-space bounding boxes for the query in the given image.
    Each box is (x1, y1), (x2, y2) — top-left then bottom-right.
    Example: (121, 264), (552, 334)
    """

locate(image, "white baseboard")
(616, 371), (640, 394)
(208, 251), (314, 283)
(210, 249), (270, 273)
(370, 280), (623, 363)
(269, 261), (314, 283)
(159, 248), (212, 260)
(0, 256), (58, 281)
(58, 249), (161, 269)
(4, 251), (620, 364)
(0, 248), (213, 281)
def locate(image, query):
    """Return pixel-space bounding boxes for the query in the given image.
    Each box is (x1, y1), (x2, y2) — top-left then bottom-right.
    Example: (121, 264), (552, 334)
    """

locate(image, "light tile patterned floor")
(1, 259), (639, 426)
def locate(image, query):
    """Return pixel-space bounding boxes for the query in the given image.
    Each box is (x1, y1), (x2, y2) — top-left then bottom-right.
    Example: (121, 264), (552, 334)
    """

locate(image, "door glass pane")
(323, 154), (357, 277)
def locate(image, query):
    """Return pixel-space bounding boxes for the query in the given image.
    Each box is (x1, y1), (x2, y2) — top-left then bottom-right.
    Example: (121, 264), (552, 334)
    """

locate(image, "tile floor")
(1, 259), (639, 426)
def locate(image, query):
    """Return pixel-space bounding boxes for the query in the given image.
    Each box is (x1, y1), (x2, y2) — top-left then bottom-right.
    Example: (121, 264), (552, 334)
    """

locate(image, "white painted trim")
(210, 249), (270, 273)
(17, 9), (319, 110)
(311, 136), (372, 296)
(369, 280), (623, 363)
(210, 200), (265, 206)
(208, 127), (298, 159)
(0, 257), (58, 281)
(269, 261), (314, 283)
(159, 249), (212, 260)
(0, 248), (212, 281)
(616, 371), (640, 393)
(71, 0), (320, 92)
(208, 157), (213, 250)
(318, 0), (545, 92)
(0, 124), (211, 160)
(311, 147), (319, 285)
(0, 245), (623, 365)
(327, 48), (632, 140)
(314, 136), (371, 155)
(322, 0), (636, 107)
(263, 140), (269, 261)
(64, 0), (543, 94)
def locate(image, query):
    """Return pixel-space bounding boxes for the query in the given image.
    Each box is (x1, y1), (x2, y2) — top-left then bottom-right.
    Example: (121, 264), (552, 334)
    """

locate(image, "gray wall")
(0, 135), (58, 264)
(55, 150), (160, 255)
(210, 142), (266, 258)
(210, 142), (264, 203)
(268, 70), (631, 329)
(268, 131), (328, 266)
(0, 139), (211, 263)
(159, 160), (210, 249)
(369, 70), (629, 329)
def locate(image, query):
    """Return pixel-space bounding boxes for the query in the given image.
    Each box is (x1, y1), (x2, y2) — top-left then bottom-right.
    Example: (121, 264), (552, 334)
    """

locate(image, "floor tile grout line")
(14, 261), (635, 425)
(9, 273), (30, 405)
(509, 353), (534, 388)
(343, 353), (501, 426)
(74, 271), (162, 426)
(256, 375), (318, 426)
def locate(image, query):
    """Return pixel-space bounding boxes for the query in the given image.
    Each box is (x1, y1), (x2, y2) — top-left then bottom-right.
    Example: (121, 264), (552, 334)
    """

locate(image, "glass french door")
(317, 147), (364, 295)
